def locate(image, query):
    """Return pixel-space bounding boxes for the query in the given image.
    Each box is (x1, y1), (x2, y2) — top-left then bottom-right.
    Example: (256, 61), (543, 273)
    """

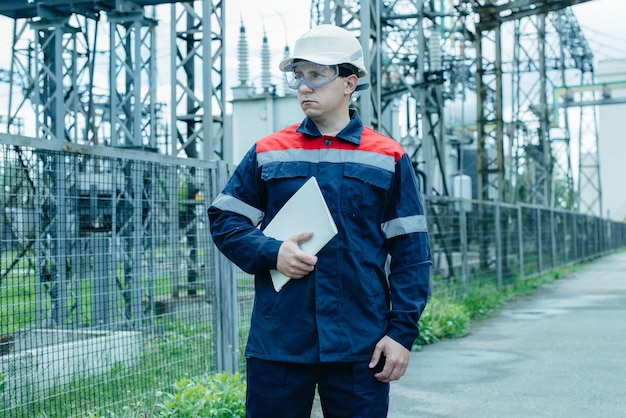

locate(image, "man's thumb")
(293, 231), (313, 244)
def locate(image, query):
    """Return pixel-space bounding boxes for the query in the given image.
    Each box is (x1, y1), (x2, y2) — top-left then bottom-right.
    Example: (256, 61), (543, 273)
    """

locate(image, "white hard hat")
(279, 24), (369, 78)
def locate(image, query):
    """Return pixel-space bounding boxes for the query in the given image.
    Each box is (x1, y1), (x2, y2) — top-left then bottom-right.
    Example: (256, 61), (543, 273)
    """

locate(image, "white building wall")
(596, 59), (626, 221)
(229, 92), (301, 165)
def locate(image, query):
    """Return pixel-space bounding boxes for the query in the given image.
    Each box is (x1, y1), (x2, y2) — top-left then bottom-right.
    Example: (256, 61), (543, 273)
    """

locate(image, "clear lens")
(285, 63), (339, 90)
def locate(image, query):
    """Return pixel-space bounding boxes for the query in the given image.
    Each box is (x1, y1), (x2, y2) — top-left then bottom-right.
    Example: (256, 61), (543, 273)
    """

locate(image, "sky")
(571, 0), (626, 61)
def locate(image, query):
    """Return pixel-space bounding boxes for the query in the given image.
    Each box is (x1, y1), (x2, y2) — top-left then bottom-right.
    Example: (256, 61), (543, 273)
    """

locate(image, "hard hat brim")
(279, 56), (368, 78)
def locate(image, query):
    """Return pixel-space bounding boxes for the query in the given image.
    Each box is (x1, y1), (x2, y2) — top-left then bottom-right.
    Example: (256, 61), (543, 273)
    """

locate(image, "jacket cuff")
(386, 318), (420, 350)
(258, 238), (282, 271)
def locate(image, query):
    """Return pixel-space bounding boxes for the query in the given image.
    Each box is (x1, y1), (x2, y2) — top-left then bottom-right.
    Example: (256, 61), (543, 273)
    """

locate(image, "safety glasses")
(284, 62), (340, 90)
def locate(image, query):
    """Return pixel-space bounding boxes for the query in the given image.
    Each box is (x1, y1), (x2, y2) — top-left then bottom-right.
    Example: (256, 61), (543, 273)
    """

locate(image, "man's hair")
(338, 63), (360, 77)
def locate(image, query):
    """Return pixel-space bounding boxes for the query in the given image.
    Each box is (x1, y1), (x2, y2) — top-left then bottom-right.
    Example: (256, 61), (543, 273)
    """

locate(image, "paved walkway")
(388, 250), (626, 417)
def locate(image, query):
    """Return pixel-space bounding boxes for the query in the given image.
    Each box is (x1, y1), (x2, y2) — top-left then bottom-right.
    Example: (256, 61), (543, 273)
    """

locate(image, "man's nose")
(297, 79), (314, 93)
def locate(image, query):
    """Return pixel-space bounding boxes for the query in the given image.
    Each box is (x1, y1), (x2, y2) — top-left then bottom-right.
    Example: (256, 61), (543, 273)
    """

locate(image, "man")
(208, 24), (431, 418)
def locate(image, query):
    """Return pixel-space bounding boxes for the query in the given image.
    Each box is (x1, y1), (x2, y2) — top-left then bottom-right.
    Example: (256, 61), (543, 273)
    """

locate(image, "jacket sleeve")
(383, 153), (432, 349)
(207, 146), (282, 275)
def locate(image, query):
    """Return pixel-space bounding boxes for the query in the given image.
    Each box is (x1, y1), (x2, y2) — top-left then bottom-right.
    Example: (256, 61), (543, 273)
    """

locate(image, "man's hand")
(276, 232), (317, 279)
(369, 335), (410, 383)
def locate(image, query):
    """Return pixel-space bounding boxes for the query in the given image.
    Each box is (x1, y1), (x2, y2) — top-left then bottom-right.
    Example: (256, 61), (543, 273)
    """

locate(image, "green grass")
(0, 248), (195, 334)
(1, 255), (40, 333)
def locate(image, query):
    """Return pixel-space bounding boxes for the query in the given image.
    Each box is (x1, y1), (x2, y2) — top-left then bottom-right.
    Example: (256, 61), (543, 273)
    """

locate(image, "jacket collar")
(296, 109), (363, 145)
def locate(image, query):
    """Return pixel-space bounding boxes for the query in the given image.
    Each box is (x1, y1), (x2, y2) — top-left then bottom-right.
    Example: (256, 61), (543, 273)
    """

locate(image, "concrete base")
(0, 328), (141, 408)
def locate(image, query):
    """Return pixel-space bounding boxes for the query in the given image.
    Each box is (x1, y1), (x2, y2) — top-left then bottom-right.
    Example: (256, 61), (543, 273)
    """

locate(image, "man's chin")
(301, 107), (318, 117)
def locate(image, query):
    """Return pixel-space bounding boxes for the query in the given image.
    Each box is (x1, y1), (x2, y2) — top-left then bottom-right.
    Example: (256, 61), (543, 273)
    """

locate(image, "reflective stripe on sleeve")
(382, 215), (428, 239)
(211, 193), (265, 226)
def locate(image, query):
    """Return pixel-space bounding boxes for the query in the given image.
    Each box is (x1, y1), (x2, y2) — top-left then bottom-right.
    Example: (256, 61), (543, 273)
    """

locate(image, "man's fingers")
(292, 231), (313, 245)
(371, 336), (410, 382)
(377, 357), (408, 382)
(276, 233), (318, 279)
(288, 232), (317, 266)
(368, 344), (383, 369)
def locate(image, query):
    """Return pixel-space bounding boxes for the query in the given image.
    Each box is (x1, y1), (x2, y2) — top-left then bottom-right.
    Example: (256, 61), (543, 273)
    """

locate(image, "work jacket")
(208, 110), (431, 363)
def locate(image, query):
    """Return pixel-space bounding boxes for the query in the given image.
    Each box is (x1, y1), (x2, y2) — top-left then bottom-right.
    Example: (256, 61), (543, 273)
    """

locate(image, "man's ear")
(344, 74), (359, 95)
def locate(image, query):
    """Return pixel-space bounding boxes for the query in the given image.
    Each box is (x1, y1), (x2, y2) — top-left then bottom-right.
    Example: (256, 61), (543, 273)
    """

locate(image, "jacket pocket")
(261, 161), (310, 182)
(341, 163), (392, 220)
(261, 162), (312, 225)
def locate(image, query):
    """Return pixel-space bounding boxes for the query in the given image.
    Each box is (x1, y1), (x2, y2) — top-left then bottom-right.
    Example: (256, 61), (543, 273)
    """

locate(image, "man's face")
(288, 62), (357, 120)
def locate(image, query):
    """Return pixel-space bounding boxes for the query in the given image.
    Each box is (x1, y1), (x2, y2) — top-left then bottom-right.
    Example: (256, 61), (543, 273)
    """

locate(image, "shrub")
(414, 297), (471, 348)
(154, 372), (246, 418)
(461, 284), (505, 319)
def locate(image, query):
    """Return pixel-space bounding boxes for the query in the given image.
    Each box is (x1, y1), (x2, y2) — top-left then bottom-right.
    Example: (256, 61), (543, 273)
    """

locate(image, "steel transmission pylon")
(6, 18), (34, 136)
(474, 0), (599, 212)
(28, 14), (97, 327)
(0, 1), (227, 331)
(574, 70), (603, 216)
(31, 16), (94, 143)
(108, 3), (158, 150)
(170, 1), (225, 160)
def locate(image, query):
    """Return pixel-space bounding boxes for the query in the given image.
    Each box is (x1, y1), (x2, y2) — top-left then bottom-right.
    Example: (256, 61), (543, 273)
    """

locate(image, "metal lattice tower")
(31, 15), (92, 143)
(474, 0), (598, 212)
(0, 0), (603, 206)
(0, 0), (225, 329)
(108, 3), (158, 150)
(5, 19), (34, 136)
(310, 0), (600, 215)
(502, 6), (595, 209)
(170, 1), (225, 160)
(574, 73), (603, 216)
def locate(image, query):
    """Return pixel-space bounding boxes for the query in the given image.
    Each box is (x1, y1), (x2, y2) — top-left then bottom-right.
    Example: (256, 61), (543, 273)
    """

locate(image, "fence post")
(597, 218), (604, 254)
(459, 199), (469, 295)
(536, 207), (543, 273)
(561, 211), (567, 264)
(495, 203), (502, 289)
(215, 254), (238, 374)
(572, 213), (578, 262)
(213, 161), (239, 374)
(517, 206), (524, 279)
(550, 208), (557, 270)
(170, 166), (183, 297)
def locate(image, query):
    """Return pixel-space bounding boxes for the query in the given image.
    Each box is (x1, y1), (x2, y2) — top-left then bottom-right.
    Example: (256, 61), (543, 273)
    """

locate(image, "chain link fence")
(1, 134), (625, 416)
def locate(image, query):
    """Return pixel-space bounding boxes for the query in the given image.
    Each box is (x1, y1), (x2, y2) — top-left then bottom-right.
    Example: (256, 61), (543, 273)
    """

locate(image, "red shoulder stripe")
(256, 123), (406, 163)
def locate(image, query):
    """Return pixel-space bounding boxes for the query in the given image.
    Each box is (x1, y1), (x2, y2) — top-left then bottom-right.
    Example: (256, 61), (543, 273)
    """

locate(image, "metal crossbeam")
(475, 0), (593, 27)
(0, 0), (178, 19)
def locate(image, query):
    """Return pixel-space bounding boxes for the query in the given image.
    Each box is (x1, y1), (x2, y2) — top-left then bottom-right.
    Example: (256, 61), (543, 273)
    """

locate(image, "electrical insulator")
(261, 33), (272, 92)
(429, 29), (442, 70)
(237, 24), (249, 86)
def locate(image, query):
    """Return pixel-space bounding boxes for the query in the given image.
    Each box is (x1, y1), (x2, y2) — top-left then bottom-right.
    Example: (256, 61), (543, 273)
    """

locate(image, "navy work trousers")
(246, 357), (390, 418)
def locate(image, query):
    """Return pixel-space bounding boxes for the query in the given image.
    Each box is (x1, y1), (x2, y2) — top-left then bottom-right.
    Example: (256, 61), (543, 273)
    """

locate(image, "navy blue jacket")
(208, 110), (431, 363)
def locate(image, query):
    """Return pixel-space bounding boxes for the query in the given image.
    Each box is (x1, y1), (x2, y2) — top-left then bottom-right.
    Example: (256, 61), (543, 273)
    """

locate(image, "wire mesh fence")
(0, 135), (238, 416)
(427, 196), (625, 295)
(1, 134), (625, 416)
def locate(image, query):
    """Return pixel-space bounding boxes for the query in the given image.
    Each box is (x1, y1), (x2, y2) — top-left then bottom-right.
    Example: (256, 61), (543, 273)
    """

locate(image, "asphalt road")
(388, 251), (626, 418)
